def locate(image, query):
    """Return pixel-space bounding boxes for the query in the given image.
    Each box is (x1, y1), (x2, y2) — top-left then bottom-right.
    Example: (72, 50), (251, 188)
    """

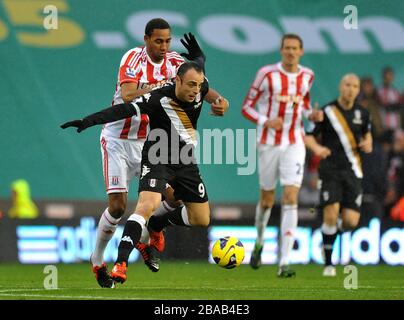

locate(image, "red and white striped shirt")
(242, 62), (314, 146)
(377, 86), (402, 130)
(102, 46), (185, 140)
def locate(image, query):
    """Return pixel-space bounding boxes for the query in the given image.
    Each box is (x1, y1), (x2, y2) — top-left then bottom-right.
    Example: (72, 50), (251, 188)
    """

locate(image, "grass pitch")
(0, 262), (403, 300)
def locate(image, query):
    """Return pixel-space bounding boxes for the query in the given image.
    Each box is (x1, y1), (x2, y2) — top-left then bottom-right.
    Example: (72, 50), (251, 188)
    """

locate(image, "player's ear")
(175, 75), (181, 85)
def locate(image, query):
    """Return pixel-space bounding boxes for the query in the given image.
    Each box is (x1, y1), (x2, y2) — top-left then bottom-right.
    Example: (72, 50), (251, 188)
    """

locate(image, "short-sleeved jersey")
(377, 85), (402, 130)
(241, 62), (314, 146)
(129, 80), (209, 164)
(102, 46), (185, 140)
(306, 100), (371, 178)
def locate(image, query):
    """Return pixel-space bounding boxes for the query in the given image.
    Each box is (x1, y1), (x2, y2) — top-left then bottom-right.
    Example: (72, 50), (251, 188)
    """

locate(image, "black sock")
(322, 232), (338, 266)
(116, 220), (142, 264)
(148, 206), (188, 232)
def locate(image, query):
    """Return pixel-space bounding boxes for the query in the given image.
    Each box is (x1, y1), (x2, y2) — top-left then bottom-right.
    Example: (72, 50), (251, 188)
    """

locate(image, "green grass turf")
(0, 262), (403, 300)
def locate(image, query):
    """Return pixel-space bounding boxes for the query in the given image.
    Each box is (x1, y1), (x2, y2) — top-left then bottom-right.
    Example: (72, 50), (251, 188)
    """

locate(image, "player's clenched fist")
(314, 145), (331, 159)
(210, 96), (229, 116)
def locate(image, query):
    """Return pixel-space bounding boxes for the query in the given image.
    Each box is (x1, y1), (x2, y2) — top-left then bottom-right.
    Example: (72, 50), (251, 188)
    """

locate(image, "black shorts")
(318, 168), (362, 212)
(138, 160), (208, 203)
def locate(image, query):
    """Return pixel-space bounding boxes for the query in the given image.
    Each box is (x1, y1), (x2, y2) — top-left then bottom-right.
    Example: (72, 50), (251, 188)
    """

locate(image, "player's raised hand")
(180, 33), (206, 63)
(210, 96), (229, 116)
(60, 119), (90, 133)
(308, 102), (324, 122)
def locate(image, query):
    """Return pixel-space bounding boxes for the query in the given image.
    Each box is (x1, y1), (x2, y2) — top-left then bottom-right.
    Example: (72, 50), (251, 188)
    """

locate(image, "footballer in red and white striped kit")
(92, 19), (183, 288)
(241, 34), (323, 278)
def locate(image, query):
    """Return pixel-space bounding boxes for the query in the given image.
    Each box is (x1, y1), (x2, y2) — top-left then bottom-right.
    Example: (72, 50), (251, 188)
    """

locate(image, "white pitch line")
(0, 289), (46, 293)
(0, 288), (102, 293)
(0, 293), (154, 300)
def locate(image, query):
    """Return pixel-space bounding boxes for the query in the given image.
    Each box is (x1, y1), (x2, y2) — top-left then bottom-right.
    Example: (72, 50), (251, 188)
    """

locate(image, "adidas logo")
(121, 236), (133, 245)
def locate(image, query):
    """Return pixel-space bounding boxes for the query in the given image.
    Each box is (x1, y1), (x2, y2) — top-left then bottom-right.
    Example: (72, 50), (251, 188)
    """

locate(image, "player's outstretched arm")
(60, 103), (138, 133)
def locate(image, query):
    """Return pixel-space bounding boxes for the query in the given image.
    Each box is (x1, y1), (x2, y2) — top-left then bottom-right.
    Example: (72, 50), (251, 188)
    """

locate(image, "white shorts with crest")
(258, 142), (306, 191)
(100, 135), (144, 194)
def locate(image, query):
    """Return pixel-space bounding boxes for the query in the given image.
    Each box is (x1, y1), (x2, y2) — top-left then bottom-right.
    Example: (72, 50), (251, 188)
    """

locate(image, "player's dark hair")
(177, 61), (204, 78)
(382, 66), (393, 75)
(281, 33), (303, 49)
(145, 18), (171, 36)
(361, 76), (373, 85)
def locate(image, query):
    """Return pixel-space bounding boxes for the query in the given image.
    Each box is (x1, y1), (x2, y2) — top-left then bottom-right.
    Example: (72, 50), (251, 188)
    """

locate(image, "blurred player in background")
(90, 18), (223, 288)
(241, 34), (323, 277)
(61, 62), (229, 284)
(305, 74), (373, 276)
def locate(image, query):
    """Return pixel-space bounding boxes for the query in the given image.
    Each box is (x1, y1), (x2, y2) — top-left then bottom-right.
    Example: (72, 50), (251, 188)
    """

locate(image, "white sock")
(279, 204), (298, 267)
(321, 223), (337, 235)
(165, 206), (191, 227)
(139, 201), (178, 244)
(254, 203), (272, 247)
(153, 200), (176, 216)
(92, 208), (121, 267)
(180, 206), (191, 226)
(128, 213), (148, 243)
(140, 223), (151, 244)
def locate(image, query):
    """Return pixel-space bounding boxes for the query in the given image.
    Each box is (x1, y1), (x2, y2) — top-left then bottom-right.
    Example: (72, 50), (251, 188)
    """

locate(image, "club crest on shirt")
(194, 101), (202, 109)
(111, 176), (119, 185)
(353, 110), (362, 124)
(149, 179), (156, 188)
(125, 67), (136, 78)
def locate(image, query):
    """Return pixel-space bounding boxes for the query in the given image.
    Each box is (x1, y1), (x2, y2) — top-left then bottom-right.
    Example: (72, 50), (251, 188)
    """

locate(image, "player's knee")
(323, 212), (338, 225)
(260, 198), (274, 209)
(260, 192), (275, 209)
(200, 214), (211, 227)
(343, 219), (359, 230)
(192, 215), (210, 227)
(188, 211), (210, 227)
(323, 212), (338, 226)
(282, 192), (298, 205)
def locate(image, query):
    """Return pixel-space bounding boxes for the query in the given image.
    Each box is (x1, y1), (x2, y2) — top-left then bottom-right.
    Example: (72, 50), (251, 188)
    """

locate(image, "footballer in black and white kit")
(61, 61), (229, 283)
(305, 73), (373, 277)
(307, 98), (371, 212)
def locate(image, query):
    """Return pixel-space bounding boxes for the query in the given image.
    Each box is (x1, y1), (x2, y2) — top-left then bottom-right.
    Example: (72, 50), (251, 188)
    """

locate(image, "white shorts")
(100, 135), (144, 194)
(258, 143), (306, 191)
